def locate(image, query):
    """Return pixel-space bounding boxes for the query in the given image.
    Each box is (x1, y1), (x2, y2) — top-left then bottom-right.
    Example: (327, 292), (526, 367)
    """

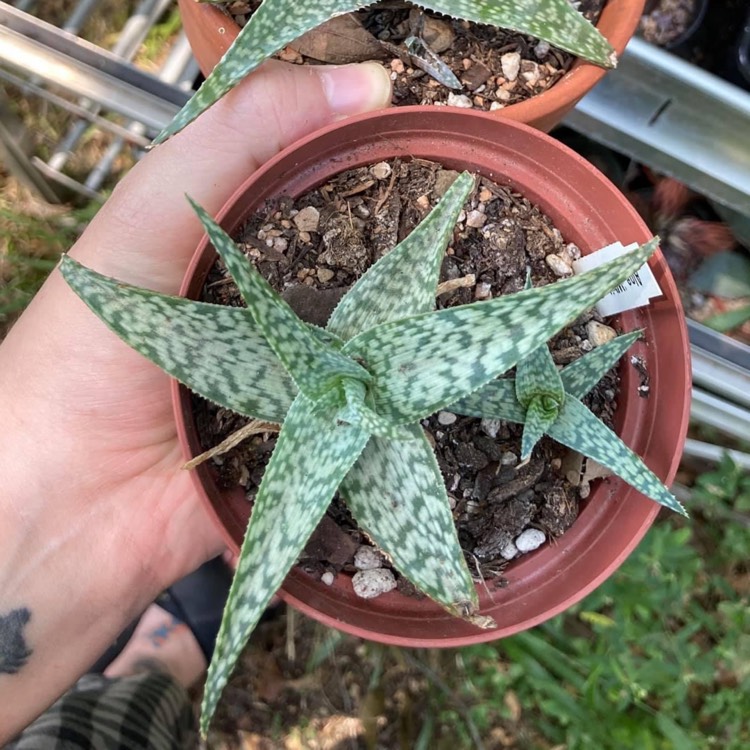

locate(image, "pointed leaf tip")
(200, 394), (369, 733)
(59, 255), (295, 422)
(328, 170), (475, 341)
(187, 196), (372, 400)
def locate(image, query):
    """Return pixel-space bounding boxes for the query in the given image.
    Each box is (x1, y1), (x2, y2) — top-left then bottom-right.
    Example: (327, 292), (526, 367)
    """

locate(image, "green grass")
(392, 455), (750, 749)
(0, 200), (100, 334)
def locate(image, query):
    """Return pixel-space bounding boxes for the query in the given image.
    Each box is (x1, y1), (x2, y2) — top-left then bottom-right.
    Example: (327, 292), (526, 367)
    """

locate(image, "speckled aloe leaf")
(514, 321), (564, 459)
(560, 330), (643, 399)
(337, 379), (415, 439)
(343, 239), (660, 424)
(547, 396), (686, 516)
(514, 336), (564, 408)
(520, 394), (559, 460)
(419, 0), (615, 66)
(340, 426), (485, 622)
(327, 171), (474, 341)
(450, 378), (526, 423)
(189, 198), (371, 400)
(156, 0), (614, 143)
(201, 393), (369, 735)
(154, 0), (369, 143)
(59, 256), (295, 422)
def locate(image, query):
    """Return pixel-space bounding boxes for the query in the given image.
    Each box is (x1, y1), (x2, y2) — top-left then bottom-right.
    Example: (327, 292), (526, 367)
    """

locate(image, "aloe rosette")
(156, 0), (616, 143)
(61, 172), (670, 732)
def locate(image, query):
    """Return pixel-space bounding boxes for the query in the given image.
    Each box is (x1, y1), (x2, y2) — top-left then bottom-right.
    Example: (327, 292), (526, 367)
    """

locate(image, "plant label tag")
(572, 242), (662, 316)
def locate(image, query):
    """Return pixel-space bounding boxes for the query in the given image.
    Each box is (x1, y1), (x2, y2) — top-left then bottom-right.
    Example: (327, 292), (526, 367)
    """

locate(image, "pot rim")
(172, 107), (690, 646)
(176, 0), (647, 132)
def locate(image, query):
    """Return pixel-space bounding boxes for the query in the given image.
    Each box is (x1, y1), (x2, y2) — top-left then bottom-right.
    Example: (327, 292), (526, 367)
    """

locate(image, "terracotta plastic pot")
(173, 108), (690, 647)
(177, 0), (646, 132)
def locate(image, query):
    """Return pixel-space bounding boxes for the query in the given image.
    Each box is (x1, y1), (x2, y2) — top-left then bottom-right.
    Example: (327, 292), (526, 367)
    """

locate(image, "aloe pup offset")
(155, 0), (617, 143)
(60, 172), (675, 732)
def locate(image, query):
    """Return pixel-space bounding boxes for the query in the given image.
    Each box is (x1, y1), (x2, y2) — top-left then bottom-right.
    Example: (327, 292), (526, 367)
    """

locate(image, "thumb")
(72, 60), (391, 292)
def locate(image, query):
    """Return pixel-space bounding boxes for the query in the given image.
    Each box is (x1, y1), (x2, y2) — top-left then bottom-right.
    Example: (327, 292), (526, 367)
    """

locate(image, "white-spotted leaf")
(155, 0), (370, 143)
(200, 393), (369, 734)
(157, 0), (614, 142)
(327, 171), (474, 341)
(337, 379), (416, 440)
(189, 198), (372, 400)
(450, 377), (526, 423)
(419, 0), (615, 66)
(561, 330), (643, 399)
(520, 395), (560, 460)
(59, 256), (295, 422)
(343, 240), (660, 424)
(340, 426), (485, 621)
(547, 396), (686, 516)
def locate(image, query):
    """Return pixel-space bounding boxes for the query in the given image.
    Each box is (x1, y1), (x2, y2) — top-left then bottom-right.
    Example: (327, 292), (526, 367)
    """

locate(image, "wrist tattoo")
(0, 608), (32, 675)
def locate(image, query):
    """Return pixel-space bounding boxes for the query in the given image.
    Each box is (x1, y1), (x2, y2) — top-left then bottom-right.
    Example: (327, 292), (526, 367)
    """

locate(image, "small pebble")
(478, 188), (493, 202)
(466, 210), (487, 228)
(390, 58), (405, 74)
(447, 93), (473, 108)
(437, 411), (457, 426)
(501, 52), (521, 82)
(500, 542), (519, 560)
(587, 321), (617, 347)
(475, 282), (492, 300)
(321, 571), (335, 586)
(481, 418), (502, 438)
(352, 569), (397, 599)
(370, 161), (392, 180)
(293, 206), (320, 233)
(272, 237), (288, 253)
(520, 60), (541, 86)
(515, 528), (546, 553)
(546, 253), (573, 277)
(354, 546), (383, 571)
(580, 339), (593, 352)
(500, 451), (518, 466)
(416, 194), (431, 211)
(496, 89), (511, 102)
(534, 40), (551, 58)
(317, 267), (335, 283)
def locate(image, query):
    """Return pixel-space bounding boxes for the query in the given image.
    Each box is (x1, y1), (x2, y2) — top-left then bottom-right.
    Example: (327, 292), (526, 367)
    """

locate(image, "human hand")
(0, 60), (390, 740)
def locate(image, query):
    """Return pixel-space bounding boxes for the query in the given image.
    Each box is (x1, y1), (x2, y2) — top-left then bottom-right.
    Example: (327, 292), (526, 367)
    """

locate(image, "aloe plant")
(155, 0), (616, 143)
(60, 171), (666, 732)
(451, 322), (687, 516)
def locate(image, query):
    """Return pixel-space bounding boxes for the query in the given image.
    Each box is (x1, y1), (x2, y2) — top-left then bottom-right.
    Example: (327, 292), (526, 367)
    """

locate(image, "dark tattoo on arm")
(0, 608), (32, 674)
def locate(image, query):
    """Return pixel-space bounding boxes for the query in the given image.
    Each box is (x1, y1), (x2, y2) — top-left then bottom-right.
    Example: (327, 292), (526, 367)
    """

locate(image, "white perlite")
(466, 210), (487, 228)
(447, 93), (473, 108)
(500, 451), (518, 466)
(293, 205), (320, 233)
(515, 528), (546, 553)
(354, 545), (383, 570)
(587, 320), (617, 347)
(546, 253), (573, 277)
(500, 542), (519, 560)
(437, 411), (457, 425)
(501, 52), (521, 82)
(370, 161), (392, 180)
(481, 418), (502, 438)
(352, 568), (397, 599)
(321, 571), (335, 586)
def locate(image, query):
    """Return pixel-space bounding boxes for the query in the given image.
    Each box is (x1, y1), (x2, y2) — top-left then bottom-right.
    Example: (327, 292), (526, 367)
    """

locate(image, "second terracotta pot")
(177, 0), (646, 132)
(174, 107), (690, 647)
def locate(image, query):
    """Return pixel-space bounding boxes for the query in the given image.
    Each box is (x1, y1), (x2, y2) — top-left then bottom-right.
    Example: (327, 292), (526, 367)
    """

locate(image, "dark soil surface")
(193, 158), (626, 587)
(223, 0), (607, 111)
